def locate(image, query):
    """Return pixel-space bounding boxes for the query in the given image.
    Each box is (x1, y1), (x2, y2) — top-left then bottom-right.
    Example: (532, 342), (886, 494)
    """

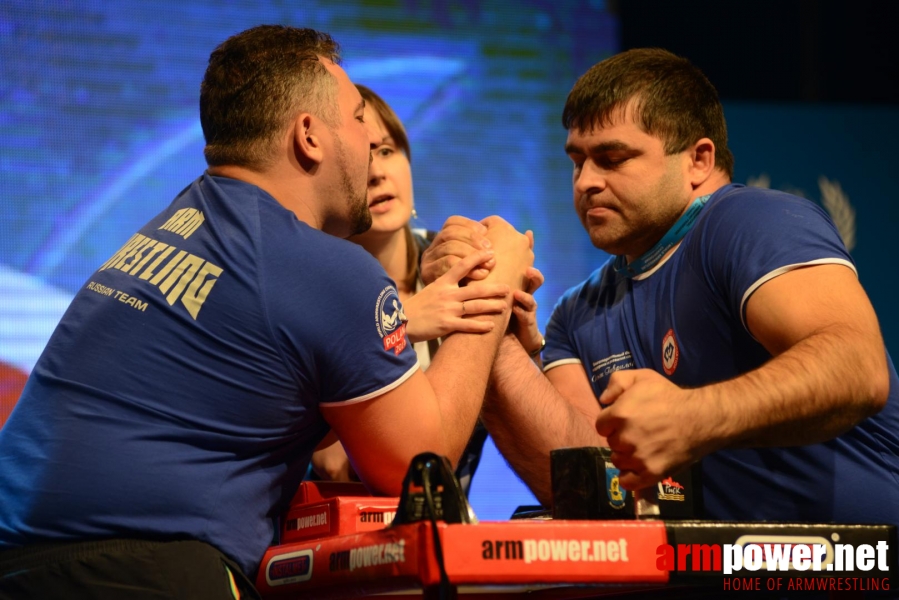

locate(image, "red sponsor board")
(441, 521), (668, 585)
(258, 523), (429, 598)
(258, 520), (670, 597)
(281, 497), (399, 544)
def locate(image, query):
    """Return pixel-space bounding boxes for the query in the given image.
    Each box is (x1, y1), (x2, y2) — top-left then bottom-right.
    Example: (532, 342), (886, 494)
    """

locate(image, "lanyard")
(612, 194), (711, 278)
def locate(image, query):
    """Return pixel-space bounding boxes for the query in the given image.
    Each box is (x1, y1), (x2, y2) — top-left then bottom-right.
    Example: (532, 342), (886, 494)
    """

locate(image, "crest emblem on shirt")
(375, 286), (409, 355)
(662, 329), (679, 376)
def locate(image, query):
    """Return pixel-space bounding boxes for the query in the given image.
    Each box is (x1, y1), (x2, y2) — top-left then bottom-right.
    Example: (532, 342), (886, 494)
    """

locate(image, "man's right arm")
(320, 220), (533, 496)
(481, 334), (605, 506)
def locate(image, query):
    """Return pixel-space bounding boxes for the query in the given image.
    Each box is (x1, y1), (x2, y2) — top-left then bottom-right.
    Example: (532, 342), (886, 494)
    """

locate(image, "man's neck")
(623, 176), (731, 264)
(207, 164), (322, 230)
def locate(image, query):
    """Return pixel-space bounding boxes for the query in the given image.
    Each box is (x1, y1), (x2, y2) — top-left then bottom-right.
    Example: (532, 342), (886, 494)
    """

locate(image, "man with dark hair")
(425, 47), (899, 527)
(0, 25), (534, 598)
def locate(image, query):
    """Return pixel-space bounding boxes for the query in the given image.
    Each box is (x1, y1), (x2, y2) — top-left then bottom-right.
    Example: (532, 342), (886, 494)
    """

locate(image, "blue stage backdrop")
(723, 103), (899, 361)
(2, 1), (897, 521)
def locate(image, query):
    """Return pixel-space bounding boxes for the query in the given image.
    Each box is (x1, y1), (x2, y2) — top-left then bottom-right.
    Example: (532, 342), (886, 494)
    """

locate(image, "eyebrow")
(564, 140), (634, 155)
(356, 99), (365, 114)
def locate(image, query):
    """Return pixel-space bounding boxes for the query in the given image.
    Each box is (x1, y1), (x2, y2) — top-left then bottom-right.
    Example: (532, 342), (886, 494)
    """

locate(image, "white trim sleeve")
(739, 258), (858, 331)
(326, 361), (420, 407)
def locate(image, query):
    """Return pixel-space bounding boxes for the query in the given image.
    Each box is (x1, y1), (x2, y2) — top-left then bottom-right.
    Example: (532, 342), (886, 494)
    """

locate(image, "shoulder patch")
(375, 286), (408, 355)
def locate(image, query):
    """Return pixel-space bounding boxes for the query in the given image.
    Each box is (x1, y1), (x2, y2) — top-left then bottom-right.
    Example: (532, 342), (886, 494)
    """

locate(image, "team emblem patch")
(606, 467), (627, 509)
(375, 286), (408, 355)
(661, 329), (679, 376)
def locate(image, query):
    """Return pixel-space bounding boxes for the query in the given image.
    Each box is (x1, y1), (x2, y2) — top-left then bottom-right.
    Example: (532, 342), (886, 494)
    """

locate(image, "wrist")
(528, 336), (546, 358)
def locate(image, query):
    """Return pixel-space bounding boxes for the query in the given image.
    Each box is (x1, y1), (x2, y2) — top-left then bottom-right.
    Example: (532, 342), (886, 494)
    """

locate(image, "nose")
(365, 116), (381, 148)
(573, 160), (605, 198)
(367, 148), (384, 186)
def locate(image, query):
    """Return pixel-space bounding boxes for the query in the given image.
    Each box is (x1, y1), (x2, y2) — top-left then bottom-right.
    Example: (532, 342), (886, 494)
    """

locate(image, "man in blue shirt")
(424, 48), (899, 528)
(0, 25), (534, 599)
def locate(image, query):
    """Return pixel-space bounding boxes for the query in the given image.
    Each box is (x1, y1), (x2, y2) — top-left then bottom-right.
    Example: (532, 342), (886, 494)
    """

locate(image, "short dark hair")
(562, 48), (734, 179)
(200, 25), (341, 169)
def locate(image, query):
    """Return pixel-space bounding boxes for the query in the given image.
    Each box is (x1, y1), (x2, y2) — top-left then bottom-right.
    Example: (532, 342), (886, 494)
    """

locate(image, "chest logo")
(662, 329), (679, 376)
(375, 286), (408, 355)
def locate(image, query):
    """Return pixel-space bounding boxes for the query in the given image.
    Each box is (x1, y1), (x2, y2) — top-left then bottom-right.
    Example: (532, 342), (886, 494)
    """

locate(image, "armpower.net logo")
(658, 537), (892, 593)
(476, 535), (892, 593)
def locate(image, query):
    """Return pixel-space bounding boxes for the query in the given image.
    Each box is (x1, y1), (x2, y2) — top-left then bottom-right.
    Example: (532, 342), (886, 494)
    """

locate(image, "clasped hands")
(409, 215), (544, 354)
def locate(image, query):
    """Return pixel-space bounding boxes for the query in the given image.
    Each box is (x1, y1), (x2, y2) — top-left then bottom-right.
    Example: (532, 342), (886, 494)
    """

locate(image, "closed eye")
(597, 155), (629, 169)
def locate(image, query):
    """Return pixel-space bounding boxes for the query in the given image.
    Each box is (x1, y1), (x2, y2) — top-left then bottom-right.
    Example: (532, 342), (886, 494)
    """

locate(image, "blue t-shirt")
(0, 174), (418, 576)
(544, 184), (899, 525)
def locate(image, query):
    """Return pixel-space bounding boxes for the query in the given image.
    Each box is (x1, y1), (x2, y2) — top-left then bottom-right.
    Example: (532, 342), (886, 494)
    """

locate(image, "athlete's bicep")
(745, 263), (883, 357)
(320, 368), (445, 496)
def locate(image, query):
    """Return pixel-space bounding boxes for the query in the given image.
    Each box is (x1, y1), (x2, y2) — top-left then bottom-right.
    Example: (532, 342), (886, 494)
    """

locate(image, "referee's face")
(566, 100), (693, 260)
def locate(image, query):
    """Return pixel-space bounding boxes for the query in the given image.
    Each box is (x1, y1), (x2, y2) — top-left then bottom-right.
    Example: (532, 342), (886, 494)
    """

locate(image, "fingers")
(465, 265), (493, 281)
(512, 290), (537, 312)
(606, 444), (654, 491)
(612, 462), (664, 492)
(616, 471), (646, 491)
(606, 432), (635, 455)
(460, 282), (511, 301)
(445, 215), (488, 235)
(448, 319), (496, 334)
(597, 369), (647, 406)
(459, 298), (508, 316)
(421, 217), (493, 284)
(441, 249), (496, 285)
(436, 217), (492, 250)
(524, 267), (544, 294)
(512, 306), (535, 325)
(595, 407), (618, 438)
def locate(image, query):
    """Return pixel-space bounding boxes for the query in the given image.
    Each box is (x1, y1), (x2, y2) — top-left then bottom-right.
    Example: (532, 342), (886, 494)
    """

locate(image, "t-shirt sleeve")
(693, 187), (856, 331)
(266, 233), (418, 405)
(543, 285), (587, 372)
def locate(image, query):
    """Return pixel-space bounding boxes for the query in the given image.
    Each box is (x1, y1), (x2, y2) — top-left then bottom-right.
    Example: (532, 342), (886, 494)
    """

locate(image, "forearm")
(425, 309), (510, 466)
(705, 325), (889, 449)
(483, 336), (603, 506)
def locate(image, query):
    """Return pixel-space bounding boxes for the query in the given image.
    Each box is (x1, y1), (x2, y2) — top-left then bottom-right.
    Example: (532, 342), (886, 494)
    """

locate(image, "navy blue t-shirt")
(0, 174), (418, 576)
(544, 184), (899, 526)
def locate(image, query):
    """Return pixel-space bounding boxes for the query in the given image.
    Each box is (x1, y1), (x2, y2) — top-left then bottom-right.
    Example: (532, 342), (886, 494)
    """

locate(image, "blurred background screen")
(1, 0), (897, 520)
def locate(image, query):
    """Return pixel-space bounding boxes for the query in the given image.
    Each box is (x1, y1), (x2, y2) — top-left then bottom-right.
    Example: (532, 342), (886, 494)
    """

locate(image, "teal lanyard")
(613, 194), (711, 278)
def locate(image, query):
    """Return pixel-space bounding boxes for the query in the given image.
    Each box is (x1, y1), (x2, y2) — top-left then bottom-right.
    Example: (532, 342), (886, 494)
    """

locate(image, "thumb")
(595, 405), (618, 438)
(597, 369), (639, 406)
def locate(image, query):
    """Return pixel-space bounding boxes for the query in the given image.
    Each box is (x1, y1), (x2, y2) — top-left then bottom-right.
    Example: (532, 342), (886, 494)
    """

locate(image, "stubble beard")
(335, 136), (372, 237)
(585, 164), (688, 258)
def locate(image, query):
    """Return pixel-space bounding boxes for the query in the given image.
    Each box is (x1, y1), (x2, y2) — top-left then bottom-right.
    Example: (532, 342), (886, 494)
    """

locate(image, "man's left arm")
(597, 263), (890, 490)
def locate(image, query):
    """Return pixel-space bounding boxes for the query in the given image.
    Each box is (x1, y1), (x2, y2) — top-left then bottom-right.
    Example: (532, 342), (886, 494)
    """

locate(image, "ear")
(687, 137), (716, 188)
(293, 113), (324, 169)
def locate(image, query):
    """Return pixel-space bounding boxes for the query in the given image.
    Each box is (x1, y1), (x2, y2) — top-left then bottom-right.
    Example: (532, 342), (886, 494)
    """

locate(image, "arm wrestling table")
(256, 479), (897, 599)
